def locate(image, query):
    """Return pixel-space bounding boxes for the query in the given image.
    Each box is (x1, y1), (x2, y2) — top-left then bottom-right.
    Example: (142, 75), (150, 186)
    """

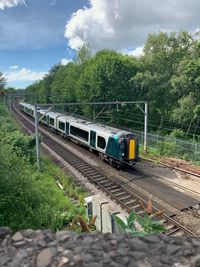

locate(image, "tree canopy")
(25, 31), (200, 138)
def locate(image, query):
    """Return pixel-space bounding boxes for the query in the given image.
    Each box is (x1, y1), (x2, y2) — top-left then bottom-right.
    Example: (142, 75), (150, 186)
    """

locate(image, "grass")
(40, 154), (88, 206)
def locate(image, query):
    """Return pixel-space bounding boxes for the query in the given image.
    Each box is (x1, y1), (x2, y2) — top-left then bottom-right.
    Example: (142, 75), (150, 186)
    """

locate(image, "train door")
(66, 122), (69, 134)
(46, 115), (50, 125)
(90, 130), (96, 148)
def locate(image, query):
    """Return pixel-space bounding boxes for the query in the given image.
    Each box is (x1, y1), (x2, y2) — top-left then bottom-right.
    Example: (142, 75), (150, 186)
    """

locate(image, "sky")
(0, 0), (200, 89)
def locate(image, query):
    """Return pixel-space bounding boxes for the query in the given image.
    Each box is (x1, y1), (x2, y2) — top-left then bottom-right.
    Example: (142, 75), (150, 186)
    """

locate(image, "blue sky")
(1, 0), (199, 89)
(0, 0), (88, 88)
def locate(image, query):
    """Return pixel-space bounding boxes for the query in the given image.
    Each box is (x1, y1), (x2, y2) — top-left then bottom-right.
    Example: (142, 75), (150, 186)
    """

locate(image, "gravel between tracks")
(173, 211), (200, 236)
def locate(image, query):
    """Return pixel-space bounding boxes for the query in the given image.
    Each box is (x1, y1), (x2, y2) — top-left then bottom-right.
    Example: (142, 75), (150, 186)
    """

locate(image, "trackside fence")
(133, 130), (200, 163)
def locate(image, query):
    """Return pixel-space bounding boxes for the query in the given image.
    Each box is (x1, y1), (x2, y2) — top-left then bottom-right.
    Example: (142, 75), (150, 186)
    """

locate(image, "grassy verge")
(0, 101), (88, 232)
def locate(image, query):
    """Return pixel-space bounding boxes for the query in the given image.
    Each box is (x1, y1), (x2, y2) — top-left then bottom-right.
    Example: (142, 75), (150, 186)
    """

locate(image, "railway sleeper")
(119, 195), (133, 202)
(165, 224), (177, 231)
(92, 174), (105, 179)
(129, 203), (141, 210)
(110, 188), (123, 194)
(81, 167), (93, 172)
(113, 191), (127, 198)
(86, 172), (102, 177)
(84, 169), (98, 174)
(74, 160), (84, 164)
(104, 184), (118, 190)
(99, 181), (113, 186)
(102, 183), (116, 189)
(79, 164), (91, 169)
(165, 227), (180, 236)
(93, 177), (107, 182)
(76, 163), (88, 168)
(125, 199), (137, 206)
(107, 185), (120, 191)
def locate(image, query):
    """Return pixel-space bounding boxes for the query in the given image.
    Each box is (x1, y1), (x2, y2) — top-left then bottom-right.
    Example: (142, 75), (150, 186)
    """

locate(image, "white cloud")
(65, 0), (200, 52)
(9, 65), (18, 69)
(5, 68), (47, 82)
(123, 47), (144, 58)
(61, 58), (72, 65)
(0, 0), (25, 10)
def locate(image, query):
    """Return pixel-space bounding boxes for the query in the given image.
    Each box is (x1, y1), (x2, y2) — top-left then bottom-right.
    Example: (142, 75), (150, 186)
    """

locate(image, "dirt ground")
(161, 157), (200, 175)
(134, 159), (200, 200)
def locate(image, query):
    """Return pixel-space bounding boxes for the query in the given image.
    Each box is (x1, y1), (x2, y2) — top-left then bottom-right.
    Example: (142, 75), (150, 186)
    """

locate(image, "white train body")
(19, 102), (139, 166)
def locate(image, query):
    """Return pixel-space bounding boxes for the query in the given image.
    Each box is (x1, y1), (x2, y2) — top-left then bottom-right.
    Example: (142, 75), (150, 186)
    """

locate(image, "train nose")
(128, 139), (136, 160)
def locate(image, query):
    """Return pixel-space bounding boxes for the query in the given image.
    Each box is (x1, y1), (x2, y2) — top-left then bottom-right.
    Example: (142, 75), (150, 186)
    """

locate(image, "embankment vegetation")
(0, 102), (86, 232)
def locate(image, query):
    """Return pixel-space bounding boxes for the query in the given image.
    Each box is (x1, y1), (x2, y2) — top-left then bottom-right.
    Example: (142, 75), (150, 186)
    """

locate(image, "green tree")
(50, 63), (79, 104)
(0, 72), (6, 98)
(133, 31), (193, 130)
(75, 43), (92, 66)
(78, 50), (139, 102)
(0, 72), (6, 90)
(172, 93), (197, 134)
(77, 50), (139, 117)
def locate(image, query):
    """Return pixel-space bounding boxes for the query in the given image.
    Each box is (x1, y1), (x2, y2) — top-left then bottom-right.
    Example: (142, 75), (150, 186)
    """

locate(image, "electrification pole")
(34, 105), (40, 169)
(144, 102), (148, 152)
(8, 95), (12, 114)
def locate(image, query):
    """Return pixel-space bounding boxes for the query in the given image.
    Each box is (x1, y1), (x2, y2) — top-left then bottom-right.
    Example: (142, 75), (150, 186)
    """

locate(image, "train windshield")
(119, 136), (126, 156)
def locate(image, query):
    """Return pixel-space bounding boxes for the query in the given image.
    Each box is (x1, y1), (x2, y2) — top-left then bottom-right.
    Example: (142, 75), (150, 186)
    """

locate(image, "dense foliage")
(0, 103), (86, 231)
(24, 32), (200, 140)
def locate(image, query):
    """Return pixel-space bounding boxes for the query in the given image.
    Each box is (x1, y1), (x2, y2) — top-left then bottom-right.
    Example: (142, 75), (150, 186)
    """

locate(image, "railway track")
(182, 205), (200, 219)
(11, 101), (198, 237)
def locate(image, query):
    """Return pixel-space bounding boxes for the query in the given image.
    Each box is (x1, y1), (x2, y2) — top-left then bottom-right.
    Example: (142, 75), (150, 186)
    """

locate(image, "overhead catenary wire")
(99, 114), (200, 138)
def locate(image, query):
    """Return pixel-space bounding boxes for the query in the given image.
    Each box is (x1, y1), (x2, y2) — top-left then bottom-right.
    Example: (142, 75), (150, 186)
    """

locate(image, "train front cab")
(123, 134), (138, 164)
(105, 133), (138, 166)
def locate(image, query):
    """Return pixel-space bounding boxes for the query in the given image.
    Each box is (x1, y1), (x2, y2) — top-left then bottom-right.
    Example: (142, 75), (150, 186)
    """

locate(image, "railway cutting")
(11, 100), (198, 237)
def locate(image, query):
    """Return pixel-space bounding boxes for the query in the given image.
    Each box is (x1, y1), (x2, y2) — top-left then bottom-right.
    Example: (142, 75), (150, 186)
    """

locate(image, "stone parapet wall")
(0, 227), (200, 267)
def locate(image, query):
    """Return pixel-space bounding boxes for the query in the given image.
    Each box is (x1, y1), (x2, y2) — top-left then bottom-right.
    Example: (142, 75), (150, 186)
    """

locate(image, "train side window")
(66, 122), (69, 134)
(97, 136), (106, 149)
(50, 118), (54, 126)
(59, 121), (65, 131)
(70, 126), (89, 141)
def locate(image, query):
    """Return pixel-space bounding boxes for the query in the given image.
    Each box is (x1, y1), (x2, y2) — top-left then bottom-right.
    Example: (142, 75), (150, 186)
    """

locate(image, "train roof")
(20, 102), (32, 108)
(39, 109), (48, 114)
(22, 102), (134, 137)
(20, 102), (36, 110)
(47, 112), (62, 118)
(58, 114), (131, 137)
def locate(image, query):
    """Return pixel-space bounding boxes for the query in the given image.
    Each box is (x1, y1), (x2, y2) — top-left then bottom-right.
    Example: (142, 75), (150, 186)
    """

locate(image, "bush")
(169, 129), (185, 139)
(0, 103), (86, 232)
(157, 140), (177, 156)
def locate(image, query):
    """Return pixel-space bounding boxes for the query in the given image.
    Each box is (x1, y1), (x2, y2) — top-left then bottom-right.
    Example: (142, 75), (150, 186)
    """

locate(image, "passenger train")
(19, 102), (139, 167)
